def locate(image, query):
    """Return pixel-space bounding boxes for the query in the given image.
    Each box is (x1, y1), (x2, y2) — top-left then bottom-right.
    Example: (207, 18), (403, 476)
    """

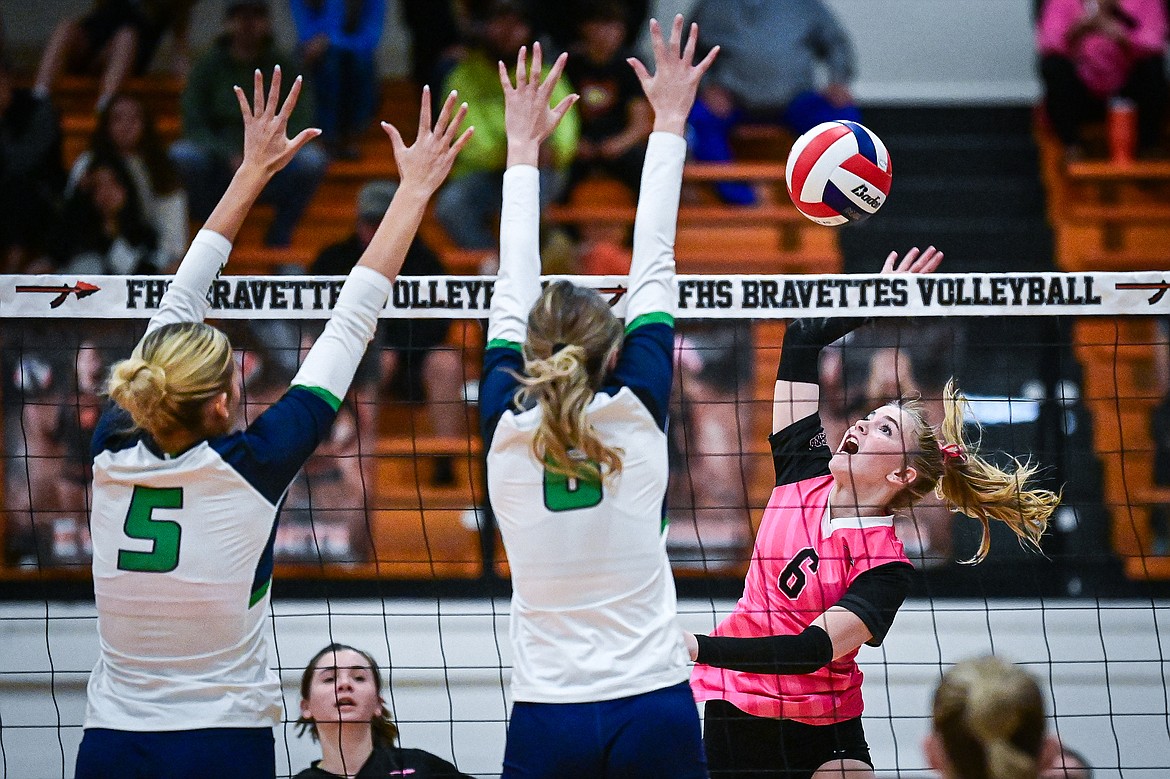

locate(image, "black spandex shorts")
(703, 699), (873, 779)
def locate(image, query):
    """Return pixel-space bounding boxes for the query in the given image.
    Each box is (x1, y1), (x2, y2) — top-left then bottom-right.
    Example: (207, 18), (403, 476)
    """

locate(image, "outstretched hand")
(382, 86), (473, 197)
(500, 42), (578, 167)
(233, 66), (321, 176)
(881, 246), (944, 274)
(628, 15), (719, 137)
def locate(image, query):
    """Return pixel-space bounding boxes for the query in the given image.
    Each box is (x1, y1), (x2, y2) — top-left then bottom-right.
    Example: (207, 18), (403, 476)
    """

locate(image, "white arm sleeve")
(291, 265), (392, 405)
(145, 229), (231, 334)
(486, 164), (542, 345)
(625, 132), (686, 325)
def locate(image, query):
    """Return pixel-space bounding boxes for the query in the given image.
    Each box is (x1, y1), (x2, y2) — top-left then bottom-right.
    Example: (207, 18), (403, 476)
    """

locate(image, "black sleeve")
(694, 624), (834, 675)
(768, 412), (832, 486)
(836, 562), (914, 647)
(775, 317), (868, 385)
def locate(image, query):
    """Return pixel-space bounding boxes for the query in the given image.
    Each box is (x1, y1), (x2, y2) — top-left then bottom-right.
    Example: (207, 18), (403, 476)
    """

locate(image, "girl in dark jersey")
(690, 248), (1061, 779)
(294, 644), (472, 778)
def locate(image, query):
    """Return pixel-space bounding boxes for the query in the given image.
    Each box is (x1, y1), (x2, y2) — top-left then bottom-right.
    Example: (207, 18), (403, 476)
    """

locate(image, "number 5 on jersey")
(117, 486), (184, 573)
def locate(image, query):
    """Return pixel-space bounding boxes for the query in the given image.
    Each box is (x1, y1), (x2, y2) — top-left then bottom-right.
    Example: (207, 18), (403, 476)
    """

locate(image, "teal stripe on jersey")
(625, 312), (674, 334)
(248, 578), (271, 607)
(293, 384), (343, 412)
(487, 338), (523, 352)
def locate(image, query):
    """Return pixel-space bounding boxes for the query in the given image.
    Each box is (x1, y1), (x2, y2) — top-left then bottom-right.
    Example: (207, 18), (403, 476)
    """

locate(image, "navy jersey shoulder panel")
(768, 412), (832, 486)
(210, 386), (338, 505)
(604, 321), (673, 430)
(480, 345), (525, 447)
(91, 402), (143, 458)
(249, 509), (281, 608)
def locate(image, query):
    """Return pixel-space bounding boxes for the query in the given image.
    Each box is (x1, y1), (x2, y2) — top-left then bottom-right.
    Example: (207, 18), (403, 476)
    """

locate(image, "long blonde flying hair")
(107, 322), (234, 442)
(896, 380), (1061, 563)
(514, 281), (625, 484)
(932, 655), (1048, 779)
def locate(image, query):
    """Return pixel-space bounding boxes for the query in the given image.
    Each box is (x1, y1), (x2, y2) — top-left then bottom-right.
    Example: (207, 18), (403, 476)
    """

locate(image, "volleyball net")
(2, 270), (1169, 777)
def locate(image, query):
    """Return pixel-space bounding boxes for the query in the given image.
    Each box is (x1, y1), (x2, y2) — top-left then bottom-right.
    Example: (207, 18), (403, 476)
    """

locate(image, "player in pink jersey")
(689, 247), (1062, 779)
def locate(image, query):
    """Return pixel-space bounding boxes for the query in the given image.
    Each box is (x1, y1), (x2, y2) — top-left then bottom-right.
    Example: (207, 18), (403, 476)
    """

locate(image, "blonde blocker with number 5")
(514, 280), (625, 483)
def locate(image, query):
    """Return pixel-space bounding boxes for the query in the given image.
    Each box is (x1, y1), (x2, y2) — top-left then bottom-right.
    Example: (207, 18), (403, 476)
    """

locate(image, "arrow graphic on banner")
(1115, 281), (1170, 305)
(598, 285), (627, 306)
(15, 281), (101, 309)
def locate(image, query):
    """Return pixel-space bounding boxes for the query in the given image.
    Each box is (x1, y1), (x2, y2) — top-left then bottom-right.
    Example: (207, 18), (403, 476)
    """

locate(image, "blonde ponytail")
(107, 322), (234, 442)
(897, 380), (1061, 564)
(932, 655), (1047, 779)
(517, 281), (625, 483)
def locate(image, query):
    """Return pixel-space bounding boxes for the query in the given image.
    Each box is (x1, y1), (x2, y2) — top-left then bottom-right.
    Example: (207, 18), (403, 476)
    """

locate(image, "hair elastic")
(939, 442), (967, 465)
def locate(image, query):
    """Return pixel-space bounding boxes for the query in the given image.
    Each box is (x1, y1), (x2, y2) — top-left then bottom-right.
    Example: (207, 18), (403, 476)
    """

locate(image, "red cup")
(1108, 97), (1137, 164)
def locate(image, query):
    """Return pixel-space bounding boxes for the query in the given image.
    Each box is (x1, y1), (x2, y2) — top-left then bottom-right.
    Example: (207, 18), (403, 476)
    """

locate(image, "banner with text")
(2, 271), (1167, 319)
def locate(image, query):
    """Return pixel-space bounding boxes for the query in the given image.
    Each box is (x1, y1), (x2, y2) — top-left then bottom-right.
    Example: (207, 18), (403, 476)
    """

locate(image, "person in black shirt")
(0, 59), (64, 273)
(563, 1), (651, 197)
(295, 643), (471, 778)
(311, 180), (466, 485)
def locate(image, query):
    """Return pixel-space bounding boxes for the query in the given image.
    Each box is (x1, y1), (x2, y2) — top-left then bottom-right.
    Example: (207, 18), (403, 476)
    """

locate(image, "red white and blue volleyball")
(785, 120), (892, 226)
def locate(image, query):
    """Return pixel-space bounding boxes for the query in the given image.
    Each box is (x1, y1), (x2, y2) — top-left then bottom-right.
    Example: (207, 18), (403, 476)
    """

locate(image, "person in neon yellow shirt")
(436, 2), (579, 249)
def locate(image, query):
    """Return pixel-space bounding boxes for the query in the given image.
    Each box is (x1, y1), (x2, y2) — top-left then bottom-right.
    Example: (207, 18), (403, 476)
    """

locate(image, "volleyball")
(785, 120), (892, 226)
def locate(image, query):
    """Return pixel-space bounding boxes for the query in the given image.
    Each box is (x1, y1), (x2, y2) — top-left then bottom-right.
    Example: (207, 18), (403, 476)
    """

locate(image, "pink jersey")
(691, 419), (910, 725)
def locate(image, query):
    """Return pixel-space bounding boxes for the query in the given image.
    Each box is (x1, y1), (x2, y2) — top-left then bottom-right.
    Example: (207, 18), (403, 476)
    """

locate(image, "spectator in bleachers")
(0, 59), (64, 273)
(67, 93), (188, 269)
(170, 0), (327, 246)
(436, 1), (579, 249)
(399, 0), (466, 97)
(563, 1), (651, 198)
(33, 0), (199, 114)
(311, 180), (467, 486)
(290, 0), (385, 160)
(295, 643), (472, 777)
(521, 0), (649, 51)
(926, 655), (1059, 779)
(686, 0), (860, 204)
(666, 321), (755, 572)
(1037, 0), (1169, 159)
(59, 153), (162, 274)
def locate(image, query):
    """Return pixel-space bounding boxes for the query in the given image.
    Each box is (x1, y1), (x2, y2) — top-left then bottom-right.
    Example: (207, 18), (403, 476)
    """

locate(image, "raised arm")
(486, 43), (577, 349)
(290, 87), (472, 409)
(623, 16), (717, 327)
(150, 67), (320, 333)
(771, 247), (944, 433)
(479, 44), (577, 440)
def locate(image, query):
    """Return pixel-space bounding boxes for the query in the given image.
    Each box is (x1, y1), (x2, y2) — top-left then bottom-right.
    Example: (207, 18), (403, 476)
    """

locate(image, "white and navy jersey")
(481, 133), (690, 704)
(85, 231), (391, 731)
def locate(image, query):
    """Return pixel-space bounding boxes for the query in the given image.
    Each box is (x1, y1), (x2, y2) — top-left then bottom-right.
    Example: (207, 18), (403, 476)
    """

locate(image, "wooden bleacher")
(1035, 109), (1170, 580)
(546, 162), (840, 275)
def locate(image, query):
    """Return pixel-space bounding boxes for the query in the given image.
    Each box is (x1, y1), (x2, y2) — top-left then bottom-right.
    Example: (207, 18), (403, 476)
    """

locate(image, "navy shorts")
(503, 680), (707, 778)
(75, 727), (274, 779)
(703, 699), (872, 779)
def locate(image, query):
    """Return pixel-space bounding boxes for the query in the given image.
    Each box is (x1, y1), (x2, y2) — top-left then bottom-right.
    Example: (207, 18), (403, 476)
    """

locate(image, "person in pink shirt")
(688, 247), (1062, 779)
(1037, 0), (1168, 157)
